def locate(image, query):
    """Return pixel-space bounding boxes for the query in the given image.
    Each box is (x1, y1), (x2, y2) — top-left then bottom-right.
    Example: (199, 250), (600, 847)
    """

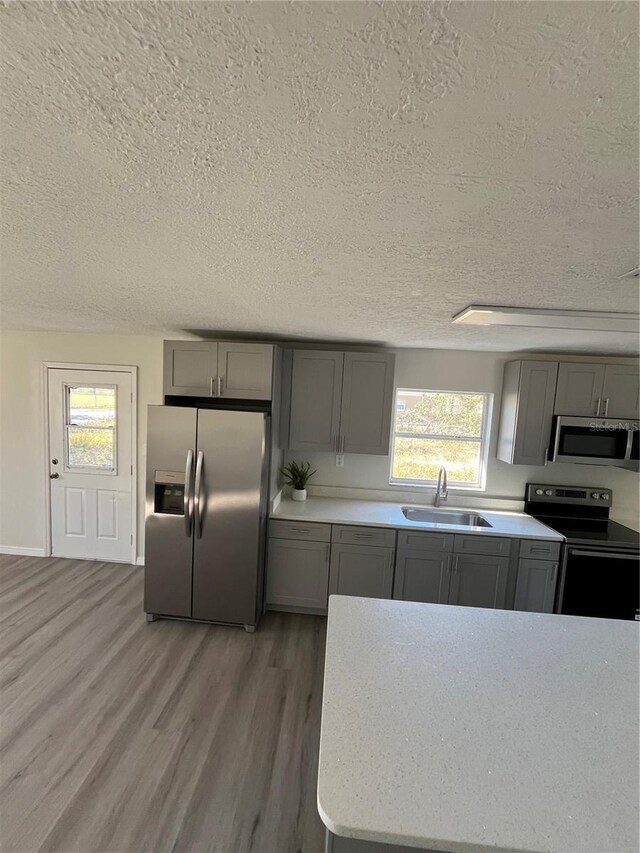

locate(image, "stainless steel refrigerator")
(144, 405), (270, 631)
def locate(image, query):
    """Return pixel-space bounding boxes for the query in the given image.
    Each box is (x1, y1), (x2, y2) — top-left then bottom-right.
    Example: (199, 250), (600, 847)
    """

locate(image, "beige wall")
(0, 330), (163, 559)
(1, 331), (638, 563)
(284, 348), (640, 531)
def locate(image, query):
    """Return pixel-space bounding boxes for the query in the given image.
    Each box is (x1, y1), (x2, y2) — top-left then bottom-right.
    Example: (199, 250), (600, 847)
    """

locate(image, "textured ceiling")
(1, 1), (638, 353)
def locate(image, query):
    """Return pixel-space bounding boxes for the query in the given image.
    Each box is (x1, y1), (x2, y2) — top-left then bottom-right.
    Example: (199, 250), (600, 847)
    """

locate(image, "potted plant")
(280, 460), (316, 502)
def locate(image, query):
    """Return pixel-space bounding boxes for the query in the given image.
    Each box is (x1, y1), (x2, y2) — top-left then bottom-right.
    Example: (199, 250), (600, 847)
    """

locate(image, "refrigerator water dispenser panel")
(154, 470), (186, 515)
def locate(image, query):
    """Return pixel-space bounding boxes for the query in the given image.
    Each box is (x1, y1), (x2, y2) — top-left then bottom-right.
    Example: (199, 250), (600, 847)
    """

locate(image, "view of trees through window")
(391, 390), (488, 486)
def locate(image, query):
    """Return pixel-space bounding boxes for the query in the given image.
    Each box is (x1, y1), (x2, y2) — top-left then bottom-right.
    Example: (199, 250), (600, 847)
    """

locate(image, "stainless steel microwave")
(551, 416), (639, 468)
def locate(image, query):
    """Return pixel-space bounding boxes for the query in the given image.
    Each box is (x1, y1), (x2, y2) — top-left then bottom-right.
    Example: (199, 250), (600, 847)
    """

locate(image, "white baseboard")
(0, 545), (47, 557)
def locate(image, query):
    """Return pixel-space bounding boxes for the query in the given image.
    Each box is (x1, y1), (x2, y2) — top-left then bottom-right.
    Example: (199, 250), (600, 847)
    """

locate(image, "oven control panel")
(526, 484), (612, 507)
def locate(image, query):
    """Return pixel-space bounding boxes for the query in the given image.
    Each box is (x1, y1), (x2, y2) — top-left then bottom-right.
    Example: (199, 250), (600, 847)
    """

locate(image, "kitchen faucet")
(434, 466), (448, 507)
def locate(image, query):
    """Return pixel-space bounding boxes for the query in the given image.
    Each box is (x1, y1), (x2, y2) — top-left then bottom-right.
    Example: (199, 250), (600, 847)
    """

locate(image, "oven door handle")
(567, 548), (637, 559)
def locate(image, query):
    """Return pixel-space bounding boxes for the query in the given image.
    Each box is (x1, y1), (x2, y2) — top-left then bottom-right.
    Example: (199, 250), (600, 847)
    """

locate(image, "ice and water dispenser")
(154, 470), (185, 515)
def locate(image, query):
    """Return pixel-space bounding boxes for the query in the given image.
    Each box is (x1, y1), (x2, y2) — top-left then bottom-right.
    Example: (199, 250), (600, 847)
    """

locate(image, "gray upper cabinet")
(329, 543), (394, 599)
(286, 349), (395, 455)
(497, 360), (559, 466)
(288, 350), (344, 453)
(217, 343), (274, 400)
(163, 341), (218, 397)
(601, 364), (640, 418)
(514, 558), (558, 613)
(448, 554), (509, 609)
(555, 361), (639, 418)
(340, 352), (395, 455)
(393, 550), (452, 604)
(163, 340), (275, 400)
(554, 362), (605, 417)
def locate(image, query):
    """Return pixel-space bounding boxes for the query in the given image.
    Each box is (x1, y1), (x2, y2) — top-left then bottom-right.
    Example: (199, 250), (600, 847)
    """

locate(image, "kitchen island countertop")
(318, 596), (639, 853)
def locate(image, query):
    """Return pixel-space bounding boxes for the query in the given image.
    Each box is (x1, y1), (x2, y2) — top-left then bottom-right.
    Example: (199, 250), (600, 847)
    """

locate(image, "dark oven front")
(557, 546), (640, 621)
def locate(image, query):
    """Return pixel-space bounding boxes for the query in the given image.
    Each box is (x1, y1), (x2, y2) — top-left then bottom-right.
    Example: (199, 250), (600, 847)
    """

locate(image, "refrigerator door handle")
(194, 450), (205, 538)
(184, 449), (194, 537)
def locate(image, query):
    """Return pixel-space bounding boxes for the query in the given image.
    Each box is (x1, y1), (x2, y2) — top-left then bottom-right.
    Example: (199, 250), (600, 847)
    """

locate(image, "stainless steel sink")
(401, 507), (492, 528)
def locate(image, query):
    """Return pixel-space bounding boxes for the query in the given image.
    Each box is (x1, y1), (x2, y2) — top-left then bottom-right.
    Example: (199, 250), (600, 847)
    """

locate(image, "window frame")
(389, 388), (493, 491)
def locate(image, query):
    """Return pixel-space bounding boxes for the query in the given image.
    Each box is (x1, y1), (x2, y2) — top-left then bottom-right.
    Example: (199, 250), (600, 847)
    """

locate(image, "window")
(65, 385), (117, 472)
(390, 389), (491, 489)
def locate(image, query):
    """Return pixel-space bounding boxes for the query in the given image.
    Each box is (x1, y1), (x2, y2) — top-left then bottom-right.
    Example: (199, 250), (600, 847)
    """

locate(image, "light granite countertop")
(317, 596), (640, 853)
(271, 496), (563, 541)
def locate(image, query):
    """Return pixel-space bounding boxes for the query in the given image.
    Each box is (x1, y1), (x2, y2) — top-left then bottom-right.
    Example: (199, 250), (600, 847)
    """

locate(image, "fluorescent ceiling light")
(452, 306), (640, 333)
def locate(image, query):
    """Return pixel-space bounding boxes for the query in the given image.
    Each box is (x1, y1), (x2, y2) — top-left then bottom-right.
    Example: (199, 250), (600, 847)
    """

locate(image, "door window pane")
(67, 427), (115, 469)
(68, 386), (115, 427)
(65, 385), (116, 471)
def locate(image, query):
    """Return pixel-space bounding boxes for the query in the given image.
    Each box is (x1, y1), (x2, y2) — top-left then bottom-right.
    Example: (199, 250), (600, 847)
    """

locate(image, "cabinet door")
(514, 559), (558, 613)
(329, 544), (394, 599)
(218, 343), (274, 400)
(266, 538), (330, 611)
(601, 364), (640, 419)
(288, 350), (344, 452)
(554, 363), (605, 416)
(448, 554), (509, 609)
(163, 341), (218, 397)
(498, 361), (559, 465)
(393, 550), (451, 604)
(340, 352), (395, 455)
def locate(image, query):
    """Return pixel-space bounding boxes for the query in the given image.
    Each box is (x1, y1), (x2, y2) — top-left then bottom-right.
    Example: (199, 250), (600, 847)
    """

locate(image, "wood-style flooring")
(0, 555), (327, 853)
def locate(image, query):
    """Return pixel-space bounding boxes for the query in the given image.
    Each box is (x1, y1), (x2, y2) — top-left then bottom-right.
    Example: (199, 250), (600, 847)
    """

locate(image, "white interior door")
(48, 368), (134, 562)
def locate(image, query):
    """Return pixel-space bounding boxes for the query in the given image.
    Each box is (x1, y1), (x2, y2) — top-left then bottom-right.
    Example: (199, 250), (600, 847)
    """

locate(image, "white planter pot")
(291, 488), (307, 502)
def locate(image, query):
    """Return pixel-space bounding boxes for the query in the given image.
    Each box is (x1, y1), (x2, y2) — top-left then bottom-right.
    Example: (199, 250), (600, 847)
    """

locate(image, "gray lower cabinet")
(448, 554), (510, 609)
(393, 550), (451, 604)
(266, 537), (330, 613)
(514, 558), (558, 613)
(329, 543), (395, 599)
(327, 831), (422, 852)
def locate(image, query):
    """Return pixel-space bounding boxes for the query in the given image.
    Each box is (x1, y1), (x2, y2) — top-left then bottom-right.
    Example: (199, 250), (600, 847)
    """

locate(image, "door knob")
(49, 472), (59, 479)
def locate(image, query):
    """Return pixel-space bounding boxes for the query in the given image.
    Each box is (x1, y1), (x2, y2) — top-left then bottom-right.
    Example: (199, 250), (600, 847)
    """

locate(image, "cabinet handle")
(332, 435), (337, 452)
(595, 398), (601, 416)
(354, 532), (373, 538)
(290, 528), (310, 534)
(550, 563), (557, 583)
(452, 556), (459, 574)
(530, 547), (550, 553)
(340, 435), (345, 453)
(218, 376), (223, 397)
(603, 398), (609, 417)
(210, 377), (216, 397)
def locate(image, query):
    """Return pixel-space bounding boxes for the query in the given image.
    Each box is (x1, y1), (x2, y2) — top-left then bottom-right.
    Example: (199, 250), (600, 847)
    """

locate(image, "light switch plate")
(335, 454), (344, 467)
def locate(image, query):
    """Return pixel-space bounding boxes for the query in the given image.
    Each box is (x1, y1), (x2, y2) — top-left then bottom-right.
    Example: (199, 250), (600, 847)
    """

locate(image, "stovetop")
(532, 515), (640, 550)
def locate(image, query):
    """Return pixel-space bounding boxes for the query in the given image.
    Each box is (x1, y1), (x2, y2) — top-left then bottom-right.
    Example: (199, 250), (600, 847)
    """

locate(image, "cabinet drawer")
(519, 539), (562, 561)
(454, 535), (512, 557)
(269, 519), (331, 543)
(332, 525), (396, 548)
(397, 531), (454, 553)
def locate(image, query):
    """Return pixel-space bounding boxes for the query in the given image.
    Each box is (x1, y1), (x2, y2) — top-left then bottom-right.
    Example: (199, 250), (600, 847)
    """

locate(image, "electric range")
(525, 483), (639, 621)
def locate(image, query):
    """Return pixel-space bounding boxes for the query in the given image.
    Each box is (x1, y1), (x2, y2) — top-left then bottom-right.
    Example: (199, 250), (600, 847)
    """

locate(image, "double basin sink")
(401, 506), (492, 528)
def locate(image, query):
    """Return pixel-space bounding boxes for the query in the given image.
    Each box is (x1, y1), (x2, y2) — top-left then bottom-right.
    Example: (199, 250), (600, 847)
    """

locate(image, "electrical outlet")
(335, 454), (344, 467)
